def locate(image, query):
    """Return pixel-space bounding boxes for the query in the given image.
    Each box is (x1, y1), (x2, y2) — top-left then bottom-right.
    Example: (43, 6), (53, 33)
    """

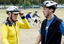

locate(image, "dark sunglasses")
(14, 14), (18, 15)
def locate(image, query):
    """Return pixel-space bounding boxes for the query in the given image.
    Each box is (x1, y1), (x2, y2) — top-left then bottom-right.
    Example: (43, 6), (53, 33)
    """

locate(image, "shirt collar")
(6, 17), (16, 26)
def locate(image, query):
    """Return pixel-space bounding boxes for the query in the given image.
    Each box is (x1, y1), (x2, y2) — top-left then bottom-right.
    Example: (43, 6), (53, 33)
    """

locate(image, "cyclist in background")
(32, 10), (41, 26)
(26, 11), (33, 26)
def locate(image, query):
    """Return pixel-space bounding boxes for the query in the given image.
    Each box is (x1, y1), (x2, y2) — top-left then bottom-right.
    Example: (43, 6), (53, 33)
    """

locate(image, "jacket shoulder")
(2, 20), (8, 26)
(42, 19), (46, 23)
(56, 17), (63, 23)
(41, 19), (46, 26)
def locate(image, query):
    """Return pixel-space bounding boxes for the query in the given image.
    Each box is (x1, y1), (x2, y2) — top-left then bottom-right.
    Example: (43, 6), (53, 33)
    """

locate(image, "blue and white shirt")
(26, 14), (31, 20)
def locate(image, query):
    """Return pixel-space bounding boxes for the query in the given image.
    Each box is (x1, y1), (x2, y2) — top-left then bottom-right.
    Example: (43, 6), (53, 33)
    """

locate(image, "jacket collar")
(6, 17), (17, 26)
(45, 15), (58, 24)
(6, 17), (12, 26)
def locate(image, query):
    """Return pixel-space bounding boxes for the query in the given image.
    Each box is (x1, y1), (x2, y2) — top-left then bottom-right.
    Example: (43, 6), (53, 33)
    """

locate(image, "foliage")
(0, 0), (64, 5)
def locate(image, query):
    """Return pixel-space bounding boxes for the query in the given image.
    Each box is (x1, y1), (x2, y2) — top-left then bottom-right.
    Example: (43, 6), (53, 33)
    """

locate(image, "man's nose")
(15, 15), (18, 17)
(43, 11), (44, 13)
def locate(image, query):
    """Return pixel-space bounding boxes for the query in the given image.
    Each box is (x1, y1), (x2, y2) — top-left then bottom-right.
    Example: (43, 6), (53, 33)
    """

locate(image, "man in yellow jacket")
(1, 6), (30, 44)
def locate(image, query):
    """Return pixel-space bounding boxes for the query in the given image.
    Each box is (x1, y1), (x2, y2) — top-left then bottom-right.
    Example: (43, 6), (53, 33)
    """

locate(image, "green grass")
(0, 8), (64, 44)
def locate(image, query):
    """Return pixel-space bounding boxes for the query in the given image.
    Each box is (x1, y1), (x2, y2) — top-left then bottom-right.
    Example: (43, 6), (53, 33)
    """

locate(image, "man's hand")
(19, 12), (24, 17)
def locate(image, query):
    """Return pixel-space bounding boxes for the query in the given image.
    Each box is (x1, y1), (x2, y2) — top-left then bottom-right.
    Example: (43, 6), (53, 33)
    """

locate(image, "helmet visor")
(13, 12), (19, 14)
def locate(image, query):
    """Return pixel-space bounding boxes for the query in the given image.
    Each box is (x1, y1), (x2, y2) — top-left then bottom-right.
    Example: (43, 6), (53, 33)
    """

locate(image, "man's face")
(36, 12), (37, 13)
(8, 13), (18, 21)
(29, 12), (32, 14)
(12, 13), (18, 21)
(43, 7), (49, 17)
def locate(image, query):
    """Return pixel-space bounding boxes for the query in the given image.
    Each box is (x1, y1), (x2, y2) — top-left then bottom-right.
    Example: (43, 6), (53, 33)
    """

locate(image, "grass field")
(0, 8), (64, 44)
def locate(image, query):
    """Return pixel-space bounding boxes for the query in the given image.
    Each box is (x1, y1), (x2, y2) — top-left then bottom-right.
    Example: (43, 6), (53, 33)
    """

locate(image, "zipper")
(45, 26), (48, 43)
(14, 26), (18, 44)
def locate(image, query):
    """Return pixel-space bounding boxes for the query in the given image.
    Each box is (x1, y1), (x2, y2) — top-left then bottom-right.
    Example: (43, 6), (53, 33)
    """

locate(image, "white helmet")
(6, 6), (20, 14)
(35, 10), (38, 13)
(35, 10), (38, 12)
(41, 1), (57, 8)
(41, 1), (57, 18)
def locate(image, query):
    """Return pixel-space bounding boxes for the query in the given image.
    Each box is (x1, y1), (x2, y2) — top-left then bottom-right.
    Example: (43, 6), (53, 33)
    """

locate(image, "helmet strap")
(46, 8), (51, 18)
(10, 12), (16, 22)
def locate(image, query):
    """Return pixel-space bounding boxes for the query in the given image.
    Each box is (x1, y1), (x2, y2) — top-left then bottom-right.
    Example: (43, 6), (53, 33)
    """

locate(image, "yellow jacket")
(1, 17), (30, 44)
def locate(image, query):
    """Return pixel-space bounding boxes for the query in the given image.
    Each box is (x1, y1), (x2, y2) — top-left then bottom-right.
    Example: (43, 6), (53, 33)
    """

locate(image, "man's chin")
(44, 15), (46, 17)
(13, 20), (16, 22)
(14, 20), (16, 21)
(44, 16), (47, 18)
(14, 19), (17, 21)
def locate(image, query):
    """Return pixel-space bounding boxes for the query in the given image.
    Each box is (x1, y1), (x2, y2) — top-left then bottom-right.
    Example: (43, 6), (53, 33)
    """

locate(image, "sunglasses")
(14, 14), (18, 15)
(19, 13), (24, 15)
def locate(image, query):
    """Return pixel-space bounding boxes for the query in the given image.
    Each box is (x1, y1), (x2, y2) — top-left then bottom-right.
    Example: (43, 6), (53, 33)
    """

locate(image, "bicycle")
(38, 19), (42, 28)
(32, 18), (42, 28)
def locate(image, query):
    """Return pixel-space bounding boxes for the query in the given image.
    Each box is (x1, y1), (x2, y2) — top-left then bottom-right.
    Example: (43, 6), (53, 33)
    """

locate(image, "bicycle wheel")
(38, 20), (42, 28)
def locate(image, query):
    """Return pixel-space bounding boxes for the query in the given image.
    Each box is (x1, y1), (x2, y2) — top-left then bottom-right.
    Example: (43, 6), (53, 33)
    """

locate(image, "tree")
(19, 0), (24, 4)
(10, 0), (19, 4)
(0, 0), (64, 6)
(0, 0), (9, 8)
(41, 0), (44, 4)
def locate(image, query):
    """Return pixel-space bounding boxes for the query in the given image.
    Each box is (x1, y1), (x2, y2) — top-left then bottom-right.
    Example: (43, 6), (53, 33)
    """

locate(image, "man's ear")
(49, 9), (53, 12)
(8, 12), (11, 15)
(8, 13), (11, 17)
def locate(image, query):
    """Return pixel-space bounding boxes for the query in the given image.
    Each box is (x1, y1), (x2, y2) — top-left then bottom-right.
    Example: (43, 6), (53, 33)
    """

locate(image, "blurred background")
(0, 0), (64, 9)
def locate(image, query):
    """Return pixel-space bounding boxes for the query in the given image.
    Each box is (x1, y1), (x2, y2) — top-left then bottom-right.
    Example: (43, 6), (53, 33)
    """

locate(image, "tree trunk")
(24, 0), (26, 9)
(41, 0), (44, 4)
(4, 1), (6, 9)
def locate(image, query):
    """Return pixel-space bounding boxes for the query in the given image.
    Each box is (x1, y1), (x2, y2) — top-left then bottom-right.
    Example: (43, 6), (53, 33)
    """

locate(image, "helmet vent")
(50, 2), (53, 3)
(46, 2), (49, 4)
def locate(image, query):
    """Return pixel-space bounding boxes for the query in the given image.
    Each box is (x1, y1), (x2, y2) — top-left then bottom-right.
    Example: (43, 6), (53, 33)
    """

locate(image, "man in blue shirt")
(35, 1), (64, 44)
(26, 11), (32, 26)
